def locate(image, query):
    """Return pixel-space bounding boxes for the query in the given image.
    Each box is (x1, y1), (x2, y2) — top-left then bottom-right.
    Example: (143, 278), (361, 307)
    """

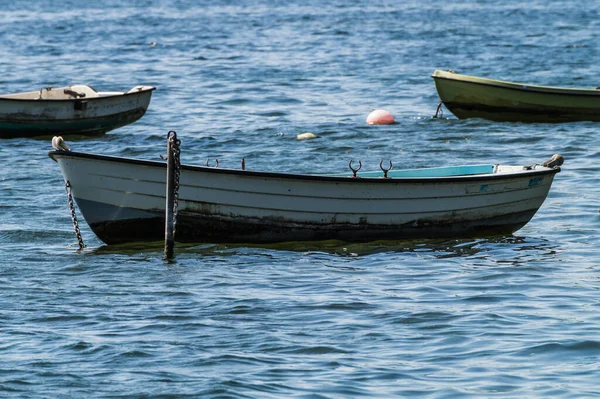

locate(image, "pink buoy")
(366, 109), (395, 125)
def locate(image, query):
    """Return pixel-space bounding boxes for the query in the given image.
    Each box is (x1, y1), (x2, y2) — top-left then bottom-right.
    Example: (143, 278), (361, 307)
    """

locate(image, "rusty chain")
(168, 131), (182, 236)
(65, 180), (85, 249)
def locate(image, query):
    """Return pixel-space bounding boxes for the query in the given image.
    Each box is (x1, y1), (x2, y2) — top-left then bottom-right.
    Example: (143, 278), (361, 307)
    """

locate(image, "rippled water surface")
(1, 1), (600, 397)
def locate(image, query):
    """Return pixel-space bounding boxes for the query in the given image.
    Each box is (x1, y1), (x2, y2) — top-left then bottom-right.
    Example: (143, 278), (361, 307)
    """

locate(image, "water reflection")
(88, 234), (561, 263)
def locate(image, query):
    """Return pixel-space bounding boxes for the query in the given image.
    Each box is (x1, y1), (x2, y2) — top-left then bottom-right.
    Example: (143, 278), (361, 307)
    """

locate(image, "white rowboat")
(49, 142), (562, 245)
(0, 84), (155, 138)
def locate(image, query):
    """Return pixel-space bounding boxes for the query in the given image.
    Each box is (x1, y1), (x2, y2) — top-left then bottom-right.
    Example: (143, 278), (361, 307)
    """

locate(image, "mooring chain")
(434, 101), (444, 118)
(65, 180), (85, 249)
(168, 131), (182, 235)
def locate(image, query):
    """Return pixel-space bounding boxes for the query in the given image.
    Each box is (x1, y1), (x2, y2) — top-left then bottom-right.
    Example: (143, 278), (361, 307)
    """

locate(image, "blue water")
(1, 1), (600, 397)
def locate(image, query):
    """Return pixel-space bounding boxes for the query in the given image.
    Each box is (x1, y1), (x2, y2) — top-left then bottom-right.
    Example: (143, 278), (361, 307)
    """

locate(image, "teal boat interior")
(332, 164), (496, 178)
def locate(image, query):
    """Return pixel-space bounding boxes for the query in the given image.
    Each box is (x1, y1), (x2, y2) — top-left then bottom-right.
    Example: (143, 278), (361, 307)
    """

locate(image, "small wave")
(517, 340), (600, 358)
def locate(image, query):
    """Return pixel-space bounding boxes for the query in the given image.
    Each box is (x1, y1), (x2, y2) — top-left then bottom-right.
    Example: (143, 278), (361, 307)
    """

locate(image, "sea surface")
(1, 0), (599, 397)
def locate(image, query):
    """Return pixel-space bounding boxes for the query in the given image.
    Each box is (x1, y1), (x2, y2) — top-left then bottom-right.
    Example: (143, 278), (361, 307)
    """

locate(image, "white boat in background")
(49, 139), (563, 245)
(0, 84), (155, 138)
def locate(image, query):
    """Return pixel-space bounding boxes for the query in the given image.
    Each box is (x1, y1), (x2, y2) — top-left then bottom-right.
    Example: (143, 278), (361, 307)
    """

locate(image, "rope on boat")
(65, 180), (85, 250)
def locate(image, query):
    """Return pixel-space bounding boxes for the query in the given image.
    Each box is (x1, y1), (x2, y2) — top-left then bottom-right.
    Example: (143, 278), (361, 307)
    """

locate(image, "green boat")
(432, 69), (600, 122)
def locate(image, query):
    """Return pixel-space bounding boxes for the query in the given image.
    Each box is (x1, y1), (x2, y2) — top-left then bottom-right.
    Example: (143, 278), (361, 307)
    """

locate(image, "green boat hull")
(432, 70), (600, 122)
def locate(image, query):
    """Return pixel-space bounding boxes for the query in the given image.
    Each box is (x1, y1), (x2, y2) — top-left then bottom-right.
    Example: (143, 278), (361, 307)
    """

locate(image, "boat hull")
(49, 151), (560, 245)
(432, 70), (600, 122)
(0, 86), (154, 138)
(76, 198), (538, 244)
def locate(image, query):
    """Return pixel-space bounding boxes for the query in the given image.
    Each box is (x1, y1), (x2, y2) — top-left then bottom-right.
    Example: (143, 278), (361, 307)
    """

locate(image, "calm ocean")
(1, 0), (599, 397)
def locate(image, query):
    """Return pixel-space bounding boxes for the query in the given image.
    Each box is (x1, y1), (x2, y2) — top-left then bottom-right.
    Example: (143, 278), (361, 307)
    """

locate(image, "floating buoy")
(296, 132), (317, 140)
(366, 109), (395, 125)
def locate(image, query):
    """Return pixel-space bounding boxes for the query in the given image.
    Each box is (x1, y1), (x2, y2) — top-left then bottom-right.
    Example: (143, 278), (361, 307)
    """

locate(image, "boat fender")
(542, 154), (564, 168)
(51, 136), (71, 152)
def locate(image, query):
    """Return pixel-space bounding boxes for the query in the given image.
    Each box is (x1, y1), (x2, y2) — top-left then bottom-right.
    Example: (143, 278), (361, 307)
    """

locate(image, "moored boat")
(0, 84), (155, 138)
(432, 69), (600, 122)
(49, 138), (563, 245)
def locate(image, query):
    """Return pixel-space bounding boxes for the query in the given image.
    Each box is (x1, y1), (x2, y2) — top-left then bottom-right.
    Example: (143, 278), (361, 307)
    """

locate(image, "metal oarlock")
(205, 159), (219, 167)
(349, 160), (362, 178)
(380, 160), (393, 178)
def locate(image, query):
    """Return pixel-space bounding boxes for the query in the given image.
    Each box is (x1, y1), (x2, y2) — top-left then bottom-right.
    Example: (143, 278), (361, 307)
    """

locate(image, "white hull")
(0, 85), (155, 138)
(49, 151), (561, 244)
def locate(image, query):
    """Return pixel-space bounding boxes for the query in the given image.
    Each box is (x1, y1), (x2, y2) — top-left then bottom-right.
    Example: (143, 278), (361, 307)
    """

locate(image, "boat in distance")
(0, 84), (155, 138)
(432, 69), (600, 122)
(49, 139), (563, 245)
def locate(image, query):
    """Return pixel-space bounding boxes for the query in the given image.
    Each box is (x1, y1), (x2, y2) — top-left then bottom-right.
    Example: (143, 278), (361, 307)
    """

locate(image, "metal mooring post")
(164, 131), (177, 259)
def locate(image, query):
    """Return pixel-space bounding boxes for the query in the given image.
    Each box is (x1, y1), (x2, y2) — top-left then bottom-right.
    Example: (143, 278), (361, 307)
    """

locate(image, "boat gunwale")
(431, 70), (600, 97)
(48, 150), (561, 184)
(0, 86), (156, 103)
